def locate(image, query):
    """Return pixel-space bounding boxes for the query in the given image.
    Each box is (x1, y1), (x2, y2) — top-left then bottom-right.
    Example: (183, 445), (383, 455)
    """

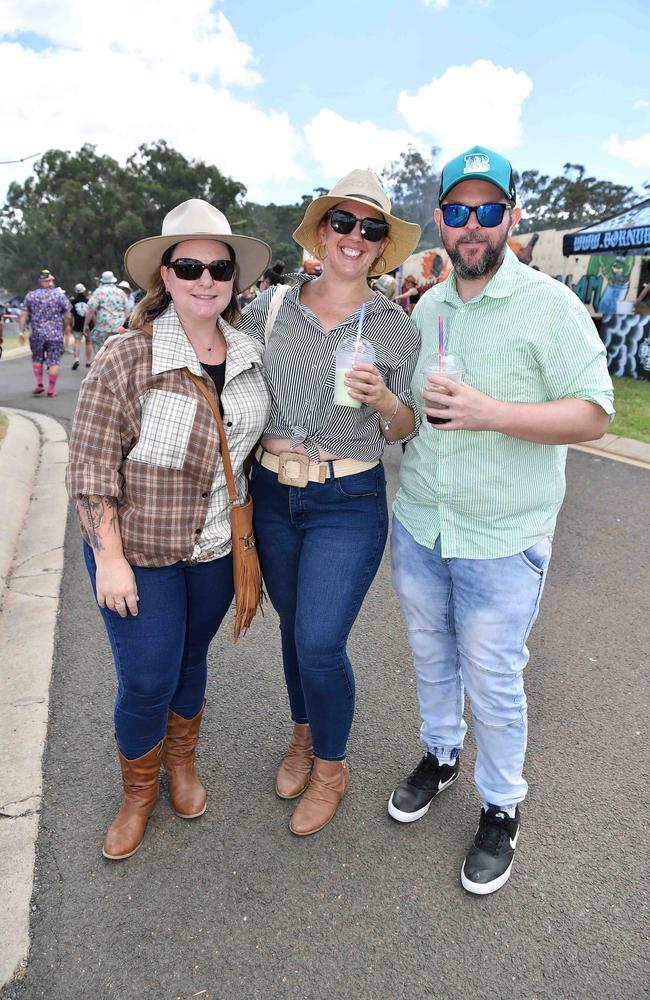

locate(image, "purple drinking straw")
(438, 314), (444, 365)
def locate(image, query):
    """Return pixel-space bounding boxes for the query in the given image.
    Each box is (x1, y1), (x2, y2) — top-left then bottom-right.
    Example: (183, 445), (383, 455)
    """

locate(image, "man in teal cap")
(387, 145), (615, 894)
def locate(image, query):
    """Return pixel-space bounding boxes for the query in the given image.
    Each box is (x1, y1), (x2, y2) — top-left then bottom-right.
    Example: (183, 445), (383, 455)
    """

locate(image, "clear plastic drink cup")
(421, 352), (465, 424)
(334, 337), (376, 408)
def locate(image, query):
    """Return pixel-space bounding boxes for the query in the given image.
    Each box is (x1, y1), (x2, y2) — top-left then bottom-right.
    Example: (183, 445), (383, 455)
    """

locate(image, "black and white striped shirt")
(239, 277), (421, 462)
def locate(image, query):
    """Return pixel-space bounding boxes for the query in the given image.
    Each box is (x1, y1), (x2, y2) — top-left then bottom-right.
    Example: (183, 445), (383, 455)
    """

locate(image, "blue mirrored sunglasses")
(441, 203), (510, 228)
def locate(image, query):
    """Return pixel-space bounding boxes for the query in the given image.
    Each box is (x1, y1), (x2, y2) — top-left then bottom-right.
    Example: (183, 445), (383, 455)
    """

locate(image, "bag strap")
(139, 322), (237, 502)
(264, 283), (290, 345)
(186, 369), (238, 504)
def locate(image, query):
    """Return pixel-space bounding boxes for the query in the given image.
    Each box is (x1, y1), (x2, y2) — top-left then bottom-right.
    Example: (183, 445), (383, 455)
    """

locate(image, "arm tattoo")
(80, 495), (118, 552)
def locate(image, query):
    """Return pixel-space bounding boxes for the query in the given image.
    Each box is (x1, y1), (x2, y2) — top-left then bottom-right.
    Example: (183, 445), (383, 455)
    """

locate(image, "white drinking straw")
(355, 302), (366, 349)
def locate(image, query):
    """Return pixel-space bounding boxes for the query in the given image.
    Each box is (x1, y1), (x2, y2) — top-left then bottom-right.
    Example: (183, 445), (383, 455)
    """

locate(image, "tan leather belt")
(255, 446), (378, 487)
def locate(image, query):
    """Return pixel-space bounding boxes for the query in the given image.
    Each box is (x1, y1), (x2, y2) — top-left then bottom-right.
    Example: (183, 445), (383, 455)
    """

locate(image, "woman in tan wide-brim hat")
(66, 200), (272, 860)
(239, 169), (422, 836)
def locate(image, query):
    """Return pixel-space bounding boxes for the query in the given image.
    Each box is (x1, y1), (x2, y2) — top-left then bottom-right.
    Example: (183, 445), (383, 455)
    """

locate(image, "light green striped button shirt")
(393, 247), (615, 559)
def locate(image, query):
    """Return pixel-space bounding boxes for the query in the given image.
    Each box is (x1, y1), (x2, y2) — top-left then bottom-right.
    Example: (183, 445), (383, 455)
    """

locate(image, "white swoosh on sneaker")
(509, 828), (520, 850)
(438, 774), (457, 792)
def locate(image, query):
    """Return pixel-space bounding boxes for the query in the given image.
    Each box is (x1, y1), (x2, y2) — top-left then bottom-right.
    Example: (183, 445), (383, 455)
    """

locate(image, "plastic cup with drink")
(420, 311), (464, 425)
(334, 303), (376, 407)
(421, 352), (465, 424)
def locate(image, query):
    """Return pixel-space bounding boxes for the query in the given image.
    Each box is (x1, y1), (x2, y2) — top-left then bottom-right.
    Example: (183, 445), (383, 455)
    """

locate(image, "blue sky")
(1, 0), (648, 206)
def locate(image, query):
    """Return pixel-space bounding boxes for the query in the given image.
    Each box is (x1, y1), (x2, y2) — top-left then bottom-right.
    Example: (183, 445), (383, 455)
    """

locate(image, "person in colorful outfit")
(240, 170), (422, 837)
(18, 269), (72, 396)
(66, 200), (271, 860)
(388, 146), (615, 894)
(83, 270), (128, 355)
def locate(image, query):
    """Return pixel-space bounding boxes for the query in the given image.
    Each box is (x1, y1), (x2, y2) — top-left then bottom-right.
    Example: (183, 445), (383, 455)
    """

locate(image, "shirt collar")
(288, 273), (390, 319)
(431, 245), (520, 306)
(151, 302), (263, 377)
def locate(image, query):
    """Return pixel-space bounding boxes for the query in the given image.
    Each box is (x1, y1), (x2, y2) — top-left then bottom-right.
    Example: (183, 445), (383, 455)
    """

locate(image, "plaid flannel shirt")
(66, 304), (270, 566)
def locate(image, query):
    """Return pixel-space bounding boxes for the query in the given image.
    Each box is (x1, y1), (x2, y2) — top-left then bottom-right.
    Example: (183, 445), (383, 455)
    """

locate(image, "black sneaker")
(388, 752), (459, 823)
(461, 805), (521, 895)
(71, 359), (79, 370)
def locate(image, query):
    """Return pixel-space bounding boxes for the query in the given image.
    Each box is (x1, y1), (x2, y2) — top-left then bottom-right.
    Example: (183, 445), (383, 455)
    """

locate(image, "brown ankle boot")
(102, 740), (163, 860)
(275, 723), (314, 799)
(162, 703), (207, 818)
(289, 757), (350, 836)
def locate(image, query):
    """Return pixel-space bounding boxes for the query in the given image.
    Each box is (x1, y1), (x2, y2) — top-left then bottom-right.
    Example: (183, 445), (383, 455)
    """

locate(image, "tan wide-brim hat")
(124, 199), (271, 291)
(292, 169), (421, 276)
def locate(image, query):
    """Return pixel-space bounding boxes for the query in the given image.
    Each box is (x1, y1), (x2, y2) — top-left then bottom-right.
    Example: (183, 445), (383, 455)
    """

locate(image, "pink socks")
(47, 371), (59, 397)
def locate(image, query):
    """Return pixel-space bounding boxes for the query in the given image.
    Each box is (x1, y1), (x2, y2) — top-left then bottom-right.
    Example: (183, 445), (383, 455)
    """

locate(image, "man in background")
(18, 269), (72, 397)
(83, 271), (128, 355)
(70, 283), (91, 370)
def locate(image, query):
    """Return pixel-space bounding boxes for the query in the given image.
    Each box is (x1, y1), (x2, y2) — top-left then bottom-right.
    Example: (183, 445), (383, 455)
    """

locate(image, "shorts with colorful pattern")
(30, 335), (64, 366)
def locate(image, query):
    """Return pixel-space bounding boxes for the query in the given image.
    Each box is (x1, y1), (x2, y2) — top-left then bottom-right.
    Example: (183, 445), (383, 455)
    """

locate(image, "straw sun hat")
(292, 169), (421, 276)
(124, 199), (271, 291)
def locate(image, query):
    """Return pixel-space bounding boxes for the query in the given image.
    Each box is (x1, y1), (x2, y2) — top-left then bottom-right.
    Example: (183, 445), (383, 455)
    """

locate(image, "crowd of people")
(56, 144), (615, 895)
(17, 268), (135, 396)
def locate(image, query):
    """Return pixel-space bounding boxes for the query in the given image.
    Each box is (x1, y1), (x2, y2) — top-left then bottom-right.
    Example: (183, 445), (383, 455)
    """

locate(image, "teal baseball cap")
(438, 146), (516, 205)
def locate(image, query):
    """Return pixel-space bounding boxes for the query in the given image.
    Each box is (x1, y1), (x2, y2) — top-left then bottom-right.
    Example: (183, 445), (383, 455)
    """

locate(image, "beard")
(446, 232), (508, 280)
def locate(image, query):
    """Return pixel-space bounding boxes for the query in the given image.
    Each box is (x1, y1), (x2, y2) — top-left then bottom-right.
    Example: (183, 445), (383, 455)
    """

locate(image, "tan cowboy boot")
(162, 702), (207, 818)
(289, 757), (350, 836)
(275, 723), (314, 799)
(102, 740), (163, 860)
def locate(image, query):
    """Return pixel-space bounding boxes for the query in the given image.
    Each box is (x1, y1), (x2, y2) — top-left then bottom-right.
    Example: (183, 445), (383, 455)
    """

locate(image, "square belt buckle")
(278, 451), (310, 487)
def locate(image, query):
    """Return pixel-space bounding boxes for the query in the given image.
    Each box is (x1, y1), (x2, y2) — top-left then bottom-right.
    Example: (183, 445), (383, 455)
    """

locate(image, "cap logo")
(464, 153), (490, 174)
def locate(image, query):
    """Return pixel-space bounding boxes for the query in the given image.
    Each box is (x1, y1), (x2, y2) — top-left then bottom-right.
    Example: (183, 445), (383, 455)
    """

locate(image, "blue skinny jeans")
(84, 543), (234, 759)
(249, 459), (388, 760)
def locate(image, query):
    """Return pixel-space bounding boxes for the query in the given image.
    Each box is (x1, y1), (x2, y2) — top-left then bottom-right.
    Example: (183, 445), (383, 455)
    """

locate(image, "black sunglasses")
(441, 203), (510, 229)
(166, 257), (236, 282)
(327, 209), (389, 243)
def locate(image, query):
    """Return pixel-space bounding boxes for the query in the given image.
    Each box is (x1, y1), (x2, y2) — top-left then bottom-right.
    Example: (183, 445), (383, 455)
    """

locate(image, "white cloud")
(633, 100), (649, 111)
(422, 0), (449, 8)
(604, 133), (650, 169)
(0, 7), (305, 203)
(397, 59), (533, 162)
(1, 0), (261, 86)
(304, 109), (430, 182)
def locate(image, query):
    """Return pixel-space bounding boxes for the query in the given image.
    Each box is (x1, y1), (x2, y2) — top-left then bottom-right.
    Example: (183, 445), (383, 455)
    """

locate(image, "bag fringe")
(231, 515), (265, 641)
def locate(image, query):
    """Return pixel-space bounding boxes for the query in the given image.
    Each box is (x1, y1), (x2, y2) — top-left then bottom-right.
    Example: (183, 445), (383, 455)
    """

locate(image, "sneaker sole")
(460, 857), (514, 895)
(387, 771), (458, 823)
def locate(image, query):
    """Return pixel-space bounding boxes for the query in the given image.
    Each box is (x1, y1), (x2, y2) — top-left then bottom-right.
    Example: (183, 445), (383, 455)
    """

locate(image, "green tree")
(381, 146), (441, 250)
(515, 163), (640, 232)
(0, 141), (246, 297)
(241, 195), (312, 275)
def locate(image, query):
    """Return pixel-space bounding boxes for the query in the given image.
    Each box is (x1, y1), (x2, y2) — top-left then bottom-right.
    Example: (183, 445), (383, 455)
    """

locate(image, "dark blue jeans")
(84, 543), (234, 759)
(249, 459), (388, 760)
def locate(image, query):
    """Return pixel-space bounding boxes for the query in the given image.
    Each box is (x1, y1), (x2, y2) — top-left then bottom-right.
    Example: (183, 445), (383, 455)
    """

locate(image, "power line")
(0, 152), (41, 165)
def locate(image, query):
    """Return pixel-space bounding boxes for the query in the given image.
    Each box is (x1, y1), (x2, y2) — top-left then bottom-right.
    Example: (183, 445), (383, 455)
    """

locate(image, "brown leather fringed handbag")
(186, 369), (265, 640)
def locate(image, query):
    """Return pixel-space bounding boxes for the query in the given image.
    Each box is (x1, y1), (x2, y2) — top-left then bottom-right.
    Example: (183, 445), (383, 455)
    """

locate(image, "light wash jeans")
(391, 516), (552, 810)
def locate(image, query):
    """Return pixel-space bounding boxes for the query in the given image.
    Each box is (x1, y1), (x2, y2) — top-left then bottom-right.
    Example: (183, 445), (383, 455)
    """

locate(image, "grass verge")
(610, 376), (650, 444)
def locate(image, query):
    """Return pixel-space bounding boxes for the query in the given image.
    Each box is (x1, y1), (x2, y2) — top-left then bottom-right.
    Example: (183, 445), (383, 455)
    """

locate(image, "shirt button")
(201, 492), (209, 499)
(195, 528), (201, 534)
(226, 421), (232, 427)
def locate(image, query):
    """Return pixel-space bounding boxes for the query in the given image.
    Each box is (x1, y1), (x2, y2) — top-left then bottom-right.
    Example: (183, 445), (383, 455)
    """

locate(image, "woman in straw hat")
(240, 169), (422, 836)
(66, 200), (271, 860)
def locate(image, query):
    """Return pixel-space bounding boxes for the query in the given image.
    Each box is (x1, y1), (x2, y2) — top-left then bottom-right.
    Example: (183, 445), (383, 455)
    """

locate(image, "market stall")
(563, 199), (650, 379)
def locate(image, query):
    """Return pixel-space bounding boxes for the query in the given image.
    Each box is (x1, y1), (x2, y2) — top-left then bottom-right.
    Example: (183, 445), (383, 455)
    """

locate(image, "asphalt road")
(1, 353), (648, 1000)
